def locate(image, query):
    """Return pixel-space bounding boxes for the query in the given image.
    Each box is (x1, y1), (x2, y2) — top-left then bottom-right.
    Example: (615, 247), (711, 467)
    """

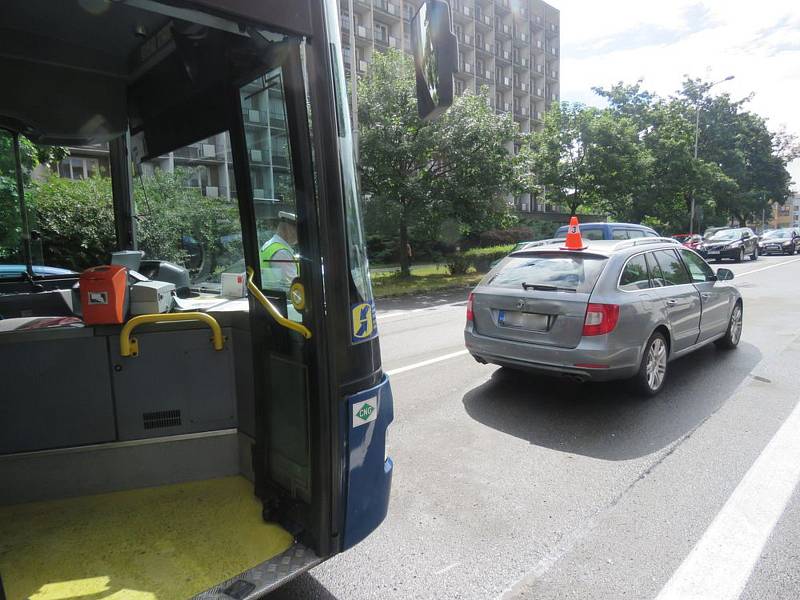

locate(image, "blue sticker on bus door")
(351, 302), (377, 343)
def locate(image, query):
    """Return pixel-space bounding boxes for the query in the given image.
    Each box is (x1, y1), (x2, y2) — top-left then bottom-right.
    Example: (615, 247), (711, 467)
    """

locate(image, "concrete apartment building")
(339, 0), (563, 215)
(55, 0), (562, 215)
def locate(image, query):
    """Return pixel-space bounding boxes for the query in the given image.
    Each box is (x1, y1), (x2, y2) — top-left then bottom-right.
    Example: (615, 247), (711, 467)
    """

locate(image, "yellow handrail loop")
(120, 312), (225, 357)
(245, 267), (312, 339)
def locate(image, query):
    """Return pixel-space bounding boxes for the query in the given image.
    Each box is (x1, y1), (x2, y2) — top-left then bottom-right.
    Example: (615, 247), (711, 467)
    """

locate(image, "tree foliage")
(358, 49), (518, 275)
(521, 79), (794, 233)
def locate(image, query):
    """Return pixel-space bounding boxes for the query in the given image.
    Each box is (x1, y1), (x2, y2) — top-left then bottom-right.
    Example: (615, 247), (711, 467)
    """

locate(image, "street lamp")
(690, 74), (735, 235)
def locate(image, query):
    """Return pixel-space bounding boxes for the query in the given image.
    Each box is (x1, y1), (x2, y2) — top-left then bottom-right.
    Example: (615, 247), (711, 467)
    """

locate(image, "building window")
(456, 80), (465, 96)
(57, 156), (103, 180)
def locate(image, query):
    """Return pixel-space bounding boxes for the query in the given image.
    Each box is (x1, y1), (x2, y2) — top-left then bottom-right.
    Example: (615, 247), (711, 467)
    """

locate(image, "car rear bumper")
(464, 328), (639, 382)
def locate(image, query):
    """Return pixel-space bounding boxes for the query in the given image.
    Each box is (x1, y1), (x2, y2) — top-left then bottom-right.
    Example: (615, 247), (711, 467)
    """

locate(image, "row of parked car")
(506, 222), (800, 264)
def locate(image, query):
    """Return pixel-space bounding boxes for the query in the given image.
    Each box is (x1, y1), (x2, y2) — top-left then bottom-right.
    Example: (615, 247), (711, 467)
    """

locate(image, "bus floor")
(0, 475), (293, 599)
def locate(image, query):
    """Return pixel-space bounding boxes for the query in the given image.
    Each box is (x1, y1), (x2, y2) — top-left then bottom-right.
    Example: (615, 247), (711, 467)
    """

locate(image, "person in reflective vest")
(260, 211), (299, 291)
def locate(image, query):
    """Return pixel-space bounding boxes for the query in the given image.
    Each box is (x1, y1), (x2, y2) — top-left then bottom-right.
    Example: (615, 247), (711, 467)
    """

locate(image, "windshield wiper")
(522, 282), (577, 292)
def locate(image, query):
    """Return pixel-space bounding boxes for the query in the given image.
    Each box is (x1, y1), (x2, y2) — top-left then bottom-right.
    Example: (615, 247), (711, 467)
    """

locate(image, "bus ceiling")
(0, 0), (311, 147)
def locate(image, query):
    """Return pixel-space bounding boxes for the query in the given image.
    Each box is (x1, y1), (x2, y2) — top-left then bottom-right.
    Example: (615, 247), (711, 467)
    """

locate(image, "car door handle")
(665, 299), (678, 306)
(701, 292), (712, 300)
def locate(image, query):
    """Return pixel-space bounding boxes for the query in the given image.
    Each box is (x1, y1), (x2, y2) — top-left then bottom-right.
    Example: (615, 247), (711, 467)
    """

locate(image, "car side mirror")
(716, 268), (734, 281)
(411, 0), (458, 121)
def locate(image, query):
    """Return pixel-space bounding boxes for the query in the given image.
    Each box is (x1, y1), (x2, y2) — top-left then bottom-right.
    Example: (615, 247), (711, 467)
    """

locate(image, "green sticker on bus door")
(351, 302), (377, 343)
(353, 398), (378, 427)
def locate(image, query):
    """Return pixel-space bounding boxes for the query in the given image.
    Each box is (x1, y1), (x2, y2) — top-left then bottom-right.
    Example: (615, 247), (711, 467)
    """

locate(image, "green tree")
(358, 49), (517, 276)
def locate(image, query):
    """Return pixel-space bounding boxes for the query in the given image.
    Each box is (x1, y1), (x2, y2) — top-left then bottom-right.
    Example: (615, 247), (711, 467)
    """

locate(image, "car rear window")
(486, 252), (608, 293)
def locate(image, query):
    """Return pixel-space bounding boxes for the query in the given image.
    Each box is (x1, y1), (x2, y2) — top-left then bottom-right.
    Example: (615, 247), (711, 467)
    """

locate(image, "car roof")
(510, 238), (681, 258)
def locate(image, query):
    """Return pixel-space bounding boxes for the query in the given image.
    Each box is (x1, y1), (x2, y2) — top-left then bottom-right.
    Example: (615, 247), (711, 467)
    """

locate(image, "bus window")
(136, 132), (245, 292)
(0, 130), (26, 274)
(324, 0), (376, 328)
(240, 70), (305, 314)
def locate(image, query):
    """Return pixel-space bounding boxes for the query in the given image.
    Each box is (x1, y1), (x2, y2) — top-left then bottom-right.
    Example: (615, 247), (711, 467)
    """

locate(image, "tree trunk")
(398, 210), (410, 278)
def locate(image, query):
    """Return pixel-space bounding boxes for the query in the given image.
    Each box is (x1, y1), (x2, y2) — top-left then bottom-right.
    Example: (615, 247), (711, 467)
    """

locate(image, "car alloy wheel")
(646, 337), (667, 392)
(729, 304), (743, 345)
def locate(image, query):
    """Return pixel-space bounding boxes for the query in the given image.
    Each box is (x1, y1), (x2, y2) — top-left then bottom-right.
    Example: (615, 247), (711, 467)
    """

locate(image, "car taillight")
(466, 293), (475, 322)
(583, 303), (620, 336)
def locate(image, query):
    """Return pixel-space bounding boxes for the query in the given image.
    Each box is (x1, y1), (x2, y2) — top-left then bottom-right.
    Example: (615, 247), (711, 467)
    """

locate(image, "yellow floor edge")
(0, 476), (293, 600)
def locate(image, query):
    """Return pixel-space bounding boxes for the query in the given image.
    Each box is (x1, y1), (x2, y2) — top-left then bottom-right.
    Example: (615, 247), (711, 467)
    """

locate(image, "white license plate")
(498, 310), (549, 331)
(708, 250), (720, 255)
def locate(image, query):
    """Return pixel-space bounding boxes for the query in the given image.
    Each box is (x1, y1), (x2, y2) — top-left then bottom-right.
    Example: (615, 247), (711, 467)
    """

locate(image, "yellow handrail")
(246, 267), (312, 339)
(120, 312), (225, 357)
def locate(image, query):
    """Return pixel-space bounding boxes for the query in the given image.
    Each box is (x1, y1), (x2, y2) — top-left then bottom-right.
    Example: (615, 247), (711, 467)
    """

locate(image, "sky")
(550, 0), (800, 192)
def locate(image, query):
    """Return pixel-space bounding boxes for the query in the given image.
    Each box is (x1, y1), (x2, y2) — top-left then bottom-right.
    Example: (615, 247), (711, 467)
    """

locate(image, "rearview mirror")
(716, 268), (734, 281)
(411, 0), (458, 121)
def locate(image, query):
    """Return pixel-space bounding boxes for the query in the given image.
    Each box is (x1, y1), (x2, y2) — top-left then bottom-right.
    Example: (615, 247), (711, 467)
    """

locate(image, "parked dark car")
(554, 222), (659, 241)
(758, 228), (800, 255)
(698, 227), (758, 262)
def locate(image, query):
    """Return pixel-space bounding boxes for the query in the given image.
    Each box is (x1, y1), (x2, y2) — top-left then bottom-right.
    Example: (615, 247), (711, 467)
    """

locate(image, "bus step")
(193, 542), (321, 599)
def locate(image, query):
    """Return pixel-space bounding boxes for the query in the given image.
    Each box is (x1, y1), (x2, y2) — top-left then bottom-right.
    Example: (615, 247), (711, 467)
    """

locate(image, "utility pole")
(690, 75), (734, 235)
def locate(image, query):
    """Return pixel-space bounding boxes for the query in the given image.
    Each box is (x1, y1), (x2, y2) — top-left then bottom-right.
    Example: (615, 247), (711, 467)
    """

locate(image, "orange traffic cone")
(561, 216), (588, 250)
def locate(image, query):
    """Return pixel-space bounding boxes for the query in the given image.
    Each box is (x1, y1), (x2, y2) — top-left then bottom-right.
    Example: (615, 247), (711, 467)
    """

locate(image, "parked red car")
(672, 233), (703, 249)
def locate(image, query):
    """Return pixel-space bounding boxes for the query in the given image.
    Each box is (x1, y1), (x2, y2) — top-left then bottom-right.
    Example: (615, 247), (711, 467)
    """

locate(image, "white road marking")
(655, 397), (800, 600)
(378, 301), (466, 322)
(385, 349), (470, 376)
(434, 562), (460, 575)
(734, 256), (800, 278)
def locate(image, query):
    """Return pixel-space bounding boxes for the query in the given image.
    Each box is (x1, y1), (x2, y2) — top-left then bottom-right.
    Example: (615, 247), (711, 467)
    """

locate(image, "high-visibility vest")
(260, 240), (299, 287)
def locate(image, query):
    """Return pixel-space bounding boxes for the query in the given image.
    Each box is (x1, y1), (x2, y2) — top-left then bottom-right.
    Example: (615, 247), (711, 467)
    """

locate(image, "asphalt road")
(270, 253), (800, 600)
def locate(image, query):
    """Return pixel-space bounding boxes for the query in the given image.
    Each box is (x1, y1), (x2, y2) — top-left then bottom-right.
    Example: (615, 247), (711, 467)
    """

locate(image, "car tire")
(632, 331), (669, 397)
(735, 247), (744, 263)
(751, 246), (758, 261)
(790, 246), (797, 256)
(715, 302), (743, 350)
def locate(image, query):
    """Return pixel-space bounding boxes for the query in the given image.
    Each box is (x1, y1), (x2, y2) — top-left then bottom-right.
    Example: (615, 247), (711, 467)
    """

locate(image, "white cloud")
(553, 0), (800, 191)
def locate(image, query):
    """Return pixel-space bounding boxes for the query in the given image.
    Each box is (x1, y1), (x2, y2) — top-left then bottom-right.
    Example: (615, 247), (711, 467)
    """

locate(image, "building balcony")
(459, 32), (474, 46)
(513, 29), (528, 45)
(514, 55), (529, 69)
(533, 63), (544, 74)
(496, 75), (512, 89)
(496, 22), (512, 38)
(547, 46), (559, 58)
(546, 22), (559, 37)
(514, 80), (529, 94)
(533, 87), (544, 98)
(530, 14), (544, 29)
(373, 0), (401, 18)
(548, 69), (558, 80)
(479, 69), (493, 82)
(496, 48), (512, 62)
(533, 39), (544, 51)
(356, 25), (371, 40)
(476, 41), (494, 55)
(499, 101), (512, 113)
(532, 110), (543, 121)
(494, 0), (511, 15)
(454, 3), (472, 21)
(459, 61), (474, 75)
(475, 12), (492, 28)
(515, 106), (530, 118)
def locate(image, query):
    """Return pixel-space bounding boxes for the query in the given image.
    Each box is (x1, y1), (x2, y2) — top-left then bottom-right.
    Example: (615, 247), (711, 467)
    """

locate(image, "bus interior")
(0, 1), (340, 598)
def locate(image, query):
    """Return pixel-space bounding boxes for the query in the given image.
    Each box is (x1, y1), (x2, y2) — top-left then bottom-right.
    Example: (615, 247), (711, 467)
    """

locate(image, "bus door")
(229, 40), (331, 552)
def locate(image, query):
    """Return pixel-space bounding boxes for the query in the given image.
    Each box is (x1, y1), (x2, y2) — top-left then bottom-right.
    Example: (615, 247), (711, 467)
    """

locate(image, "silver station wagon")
(464, 238), (743, 395)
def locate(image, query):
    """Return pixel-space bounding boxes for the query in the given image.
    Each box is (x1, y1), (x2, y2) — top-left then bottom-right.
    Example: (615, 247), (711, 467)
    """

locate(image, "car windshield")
(709, 230), (741, 241)
(486, 252), (608, 293)
(764, 230), (791, 239)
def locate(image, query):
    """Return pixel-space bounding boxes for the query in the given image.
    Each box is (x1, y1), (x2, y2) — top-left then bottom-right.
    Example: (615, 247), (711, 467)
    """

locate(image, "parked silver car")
(465, 238), (743, 395)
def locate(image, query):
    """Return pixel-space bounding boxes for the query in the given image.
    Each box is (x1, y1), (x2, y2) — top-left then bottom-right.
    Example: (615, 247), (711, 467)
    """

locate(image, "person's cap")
(278, 211), (297, 223)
